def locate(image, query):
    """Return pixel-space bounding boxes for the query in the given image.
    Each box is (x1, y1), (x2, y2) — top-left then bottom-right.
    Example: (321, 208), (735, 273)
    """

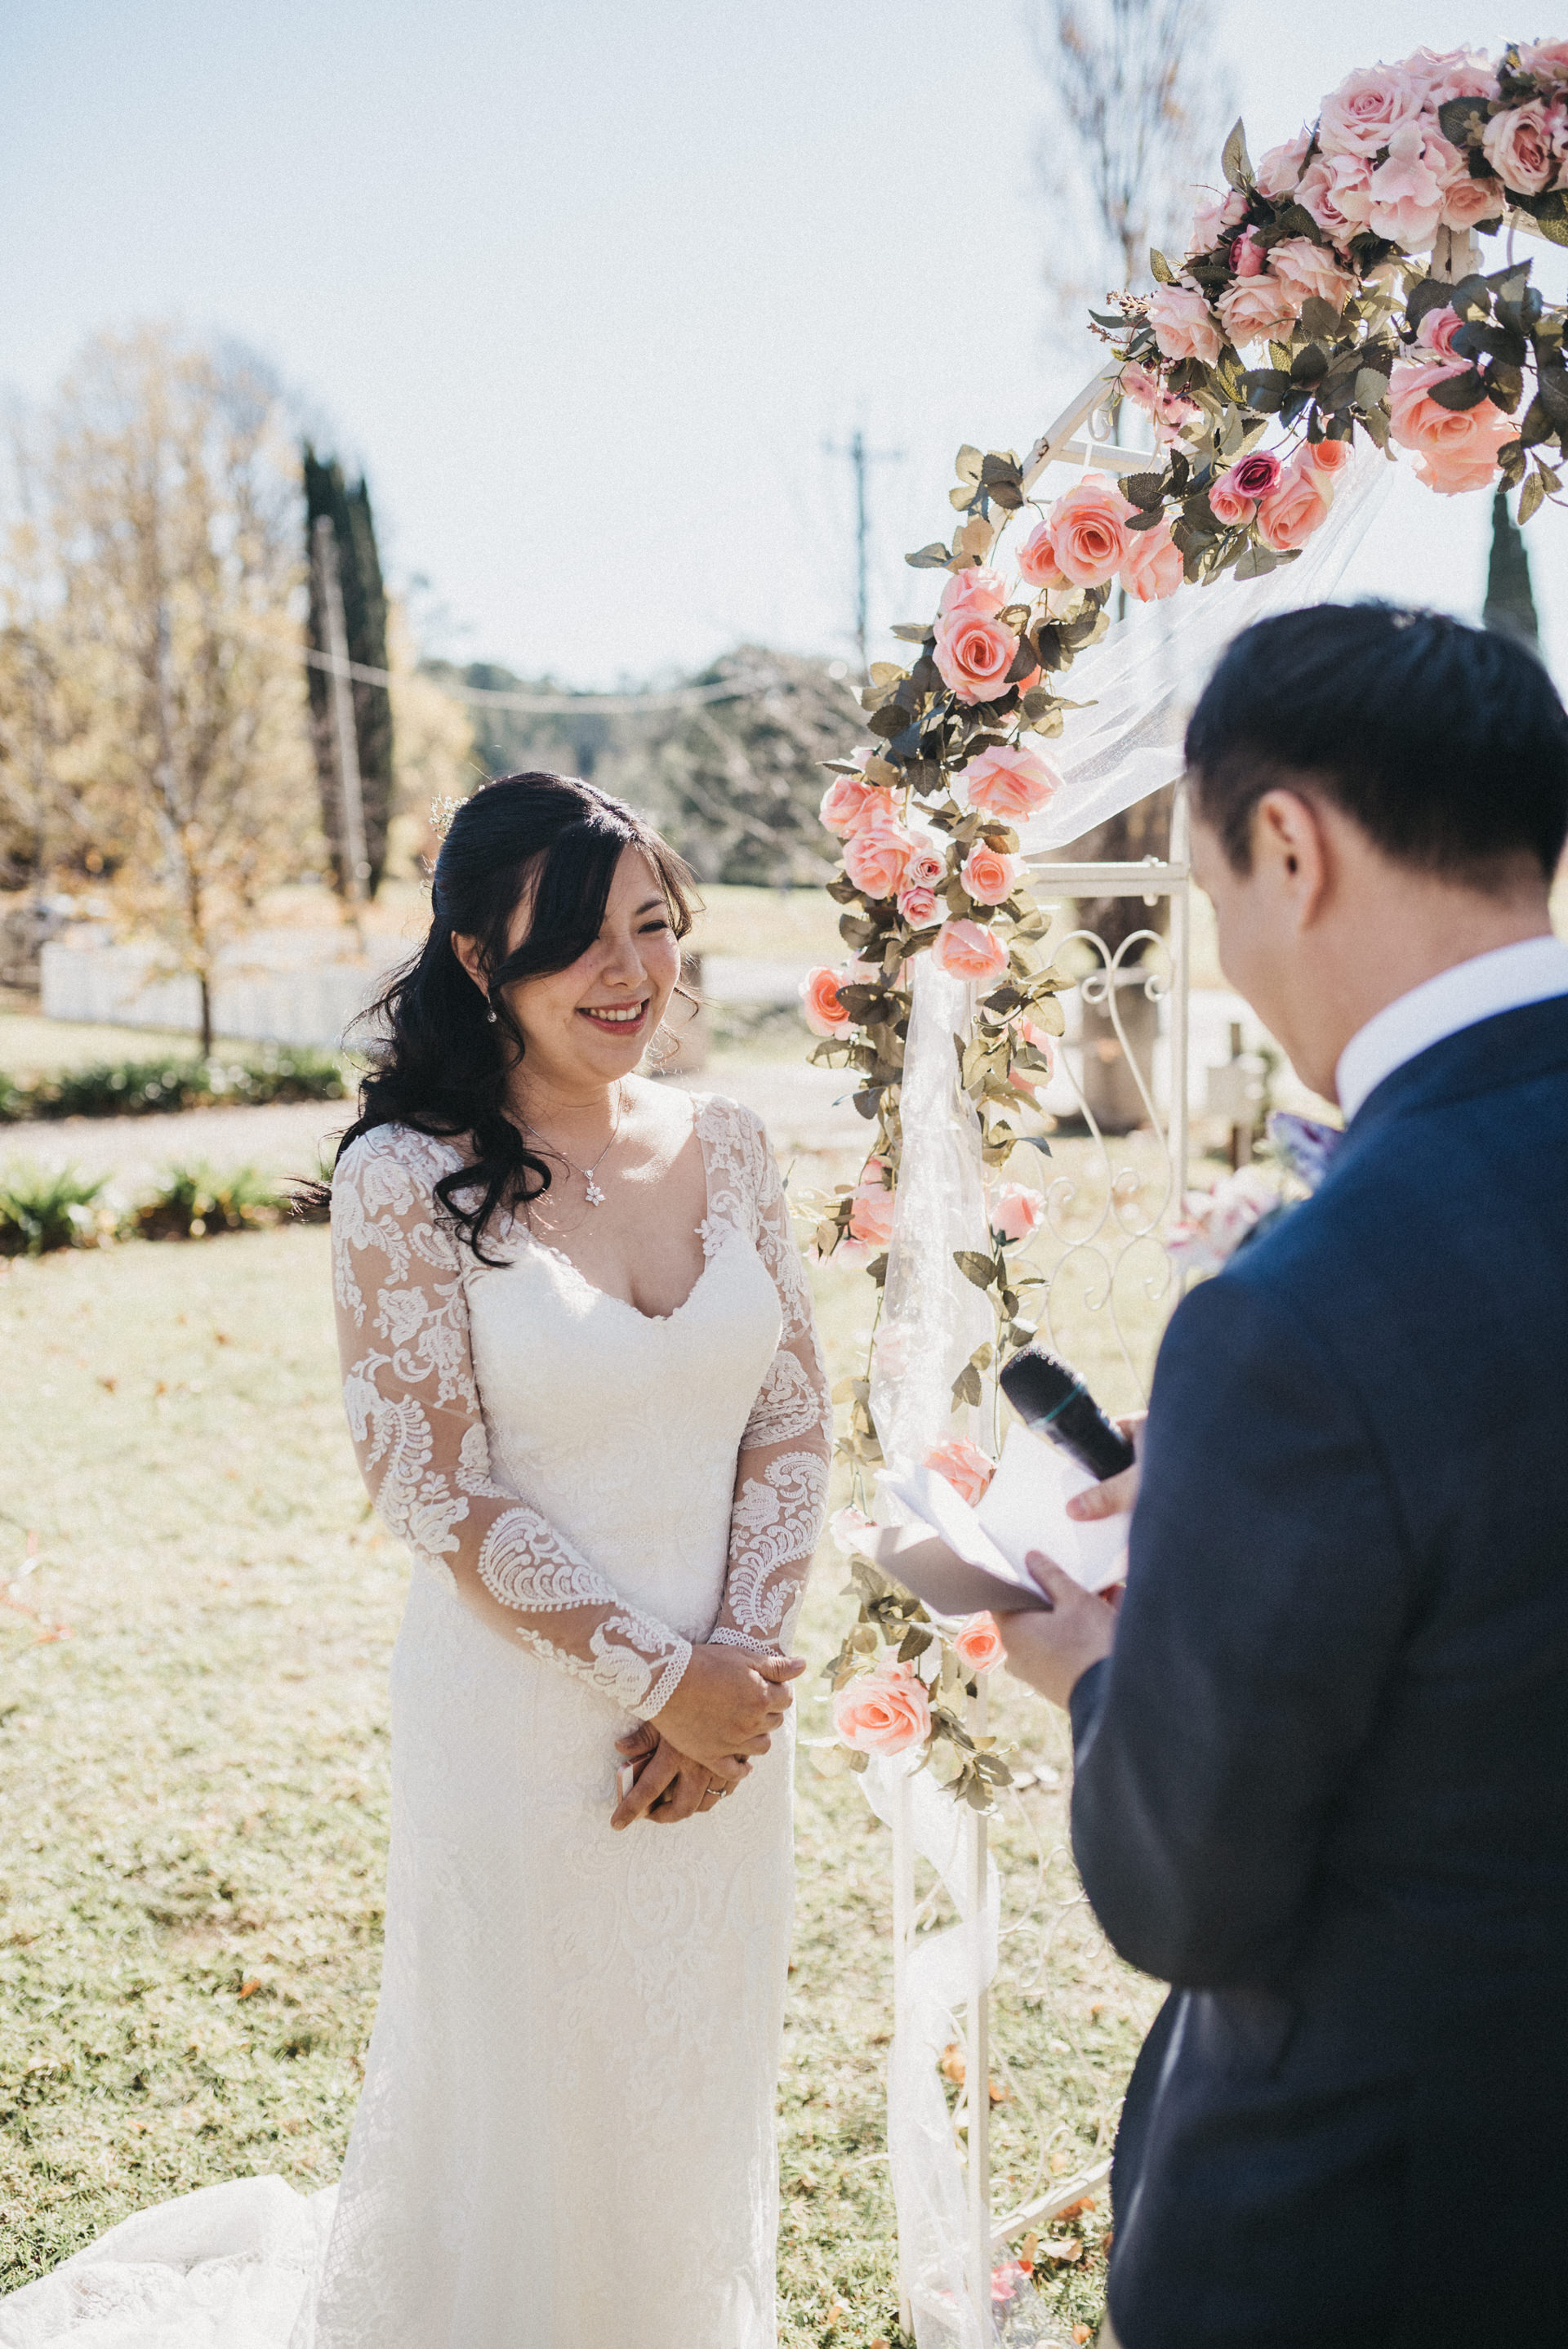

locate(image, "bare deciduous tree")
(16, 328), (314, 1051)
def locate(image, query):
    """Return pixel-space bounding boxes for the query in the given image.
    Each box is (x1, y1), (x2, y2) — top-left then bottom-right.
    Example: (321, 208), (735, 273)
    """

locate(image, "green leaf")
(1149, 247), (1176, 285)
(1125, 506), (1167, 532)
(1123, 470), (1166, 509)
(1297, 296), (1344, 339)
(906, 542), (952, 568)
(1427, 368), (1487, 412)
(1353, 367), (1391, 408)
(1240, 368), (1290, 413)
(953, 1249), (997, 1290)
(950, 1363), (983, 1409)
(954, 444), (984, 483)
(1220, 117), (1254, 192)
(1536, 367), (1568, 426)
(1519, 470), (1547, 524)
(1437, 94), (1490, 148)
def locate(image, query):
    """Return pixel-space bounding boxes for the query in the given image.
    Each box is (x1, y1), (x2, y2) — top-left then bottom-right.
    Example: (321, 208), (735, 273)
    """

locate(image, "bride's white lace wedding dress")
(0, 1093), (831, 2349)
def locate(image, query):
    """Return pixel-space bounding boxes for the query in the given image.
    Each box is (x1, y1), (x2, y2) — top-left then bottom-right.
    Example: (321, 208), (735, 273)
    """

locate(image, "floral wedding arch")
(804, 38), (1568, 2347)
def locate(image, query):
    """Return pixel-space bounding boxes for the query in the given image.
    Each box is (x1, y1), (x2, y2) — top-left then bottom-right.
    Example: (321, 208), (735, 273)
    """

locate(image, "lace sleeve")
(332, 1125), (691, 1719)
(705, 1104), (832, 1657)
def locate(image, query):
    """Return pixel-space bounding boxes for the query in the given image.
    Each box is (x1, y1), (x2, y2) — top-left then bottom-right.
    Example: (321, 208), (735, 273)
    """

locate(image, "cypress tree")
(303, 446), (395, 895)
(1483, 485), (1539, 645)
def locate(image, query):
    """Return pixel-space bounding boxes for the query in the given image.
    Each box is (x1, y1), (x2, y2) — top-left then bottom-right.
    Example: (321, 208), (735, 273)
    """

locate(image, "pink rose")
(1120, 363), (1200, 445)
(1412, 47), (1498, 106)
(849, 1157), (896, 1248)
(1365, 124), (1446, 251)
(1230, 230), (1266, 277)
(1318, 62), (1424, 160)
(1187, 186), (1248, 254)
(843, 814), (915, 899)
(1299, 151), (1373, 245)
(1016, 519), (1067, 588)
(988, 1182), (1045, 1243)
(933, 612), (1028, 706)
(939, 565), (1009, 622)
(1119, 515), (1183, 602)
(830, 1504), (877, 1558)
(1150, 282), (1224, 366)
(933, 918), (1009, 987)
(1482, 100), (1557, 194)
(902, 831), (947, 892)
(1306, 436), (1353, 476)
(1218, 274), (1301, 348)
(1047, 472), (1135, 587)
(819, 772), (888, 837)
(1167, 1167), (1281, 1277)
(898, 883), (939, 927)
(1440, 161), (1507, 231)
(1256, 459), (1333, 551)
(1206, 473), (1257, 528)
(1019, 1014), (1057, 1059)
(960, 742), (1060, 820)
(1416, 302), (1462, 357)
(1388, 358), (1516, 493)
(1256, 127), (1312, 198)
(960, 841), (1022, 906)
(832, 1658), (932, 1757)
(1517, 40), (1568, 88)
(800, 965), (853, 1038)
(953, 1613), (1006, 1674)
(1225, 448), (1281, 502)
(1267, 237), (1355, 313)
(924, 1437), (995, 1508)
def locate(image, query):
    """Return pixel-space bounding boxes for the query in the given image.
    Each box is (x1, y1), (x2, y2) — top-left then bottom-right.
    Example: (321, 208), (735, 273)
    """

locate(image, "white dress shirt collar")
(1335, 934), (1568, 1124)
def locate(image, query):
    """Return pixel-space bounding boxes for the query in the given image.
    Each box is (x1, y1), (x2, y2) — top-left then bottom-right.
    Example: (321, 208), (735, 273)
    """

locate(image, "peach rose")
(1388, 359), (1515, 493)
(1047, 472), (1135, 588)
(1416, 302), (1462, 357)
(1016, 519), (1067, 588)
(830, 1504), (877, 1557)
(898, 882), (939, 928)
(953, 1613), (1006, 1674)
(1150, 282), (1224, 366)
(800, 965), (853, 1038)
(1299, 151), (1373, 245)
(1230, 230), (1266, 277)
(960, 742), (1060, 820)
(1267, 237), (1354, 313)
(1020, 1014), (1057, 1060)
(1120, 516), (1183, 602)
(933, 918), (1009, 987)
(1206, 474), (1257, 528)
(1187, 186), (1247, 254)
(960, 842), (1022, 905)
(820, 772), (887, 837)
(934, 611), (1026, 706)
(1256, 127), (1312, 197)
(832, 1659), (932, 1757)
(1440, 161), (1507, 231)
(988, 1182), (1045, 1242)
(940, 565), (1009, 622)
(1318, 61), (1423, 160)
(1483, 100), (1557, 194)
(849, 1158), (896, 1248)
(1306, 436), (1353, 476)
(843, 813), (915, 899)
(924, 1436), (995, 1507)
(1365, 124), (1446, 250)
(1256, 459), (1333, 551)
(1218, 274), (1301, 348)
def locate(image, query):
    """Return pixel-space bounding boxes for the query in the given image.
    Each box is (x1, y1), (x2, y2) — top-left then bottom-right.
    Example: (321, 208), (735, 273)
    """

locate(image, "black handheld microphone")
(998, 1342), (1136, 1482)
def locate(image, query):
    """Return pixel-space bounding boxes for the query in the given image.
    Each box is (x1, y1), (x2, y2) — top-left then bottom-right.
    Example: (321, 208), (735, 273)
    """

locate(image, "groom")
(998, 602), (1568, 2349)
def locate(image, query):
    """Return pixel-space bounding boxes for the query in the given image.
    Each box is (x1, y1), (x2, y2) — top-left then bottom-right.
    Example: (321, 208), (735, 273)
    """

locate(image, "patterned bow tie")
(1266, 1111), (1344, 1193)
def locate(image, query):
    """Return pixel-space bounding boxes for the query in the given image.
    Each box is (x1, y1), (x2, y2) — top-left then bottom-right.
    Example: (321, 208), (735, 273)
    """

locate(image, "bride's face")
(493, 846), (683, 1088)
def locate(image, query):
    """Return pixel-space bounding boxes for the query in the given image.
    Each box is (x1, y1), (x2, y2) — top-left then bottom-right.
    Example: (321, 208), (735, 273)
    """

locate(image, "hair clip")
(430, 793), (465, 840)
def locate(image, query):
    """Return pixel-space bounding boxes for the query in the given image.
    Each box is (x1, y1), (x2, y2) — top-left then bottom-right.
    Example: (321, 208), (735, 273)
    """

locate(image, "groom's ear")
(1251, 789), (1331, 927)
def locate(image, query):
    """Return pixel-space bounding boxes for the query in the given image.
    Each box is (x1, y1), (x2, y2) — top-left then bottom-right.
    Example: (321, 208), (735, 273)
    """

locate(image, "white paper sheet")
(876, 1424), (1129, 1614)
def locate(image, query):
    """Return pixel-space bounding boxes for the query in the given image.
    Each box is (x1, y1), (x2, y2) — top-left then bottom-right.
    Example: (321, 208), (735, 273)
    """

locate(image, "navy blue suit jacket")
(1068, 997), (1568, 2348)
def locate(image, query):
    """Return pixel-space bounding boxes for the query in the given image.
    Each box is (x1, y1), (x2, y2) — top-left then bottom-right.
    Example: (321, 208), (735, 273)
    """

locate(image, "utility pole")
(311, 514), (370, 917)
(825, 430), (902, 678)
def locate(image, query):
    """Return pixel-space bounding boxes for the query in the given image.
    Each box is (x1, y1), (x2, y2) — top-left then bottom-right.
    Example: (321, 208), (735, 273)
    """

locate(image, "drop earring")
(486, 1000), (498, 1024)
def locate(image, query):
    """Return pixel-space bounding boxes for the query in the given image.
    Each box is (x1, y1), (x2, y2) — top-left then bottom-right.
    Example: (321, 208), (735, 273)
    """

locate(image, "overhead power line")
(296, 639), (783, 716)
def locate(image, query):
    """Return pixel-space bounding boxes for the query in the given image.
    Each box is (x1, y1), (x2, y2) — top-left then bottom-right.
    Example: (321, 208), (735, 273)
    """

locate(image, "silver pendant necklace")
(519, 1084), (625, 1209)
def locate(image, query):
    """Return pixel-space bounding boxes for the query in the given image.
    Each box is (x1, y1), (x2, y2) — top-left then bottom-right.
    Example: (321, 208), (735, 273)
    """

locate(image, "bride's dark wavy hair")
(334, 772), (697, 1259)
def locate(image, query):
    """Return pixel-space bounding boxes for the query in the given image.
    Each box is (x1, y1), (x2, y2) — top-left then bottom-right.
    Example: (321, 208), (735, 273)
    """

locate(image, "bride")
(0, 773), (831, 2349)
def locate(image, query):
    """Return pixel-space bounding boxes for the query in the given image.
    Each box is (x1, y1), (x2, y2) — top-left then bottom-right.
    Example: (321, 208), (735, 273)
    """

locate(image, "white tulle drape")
(863, 448), (1390, 2345)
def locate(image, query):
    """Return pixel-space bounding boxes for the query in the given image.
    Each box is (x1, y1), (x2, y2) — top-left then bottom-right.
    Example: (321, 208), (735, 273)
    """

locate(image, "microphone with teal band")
(998, 1342), (1137, 1482)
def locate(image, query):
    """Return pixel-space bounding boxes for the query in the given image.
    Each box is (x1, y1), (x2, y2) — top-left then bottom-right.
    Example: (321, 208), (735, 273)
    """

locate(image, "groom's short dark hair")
(1186, 602), (1568, 885)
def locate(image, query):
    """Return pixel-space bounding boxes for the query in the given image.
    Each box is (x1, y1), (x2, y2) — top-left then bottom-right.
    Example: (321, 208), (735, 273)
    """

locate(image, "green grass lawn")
(1, 1221), (1160, 2345)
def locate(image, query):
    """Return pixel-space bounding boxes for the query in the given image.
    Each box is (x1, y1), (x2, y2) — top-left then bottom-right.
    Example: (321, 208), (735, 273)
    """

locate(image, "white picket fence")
(40, 934), (405, 1050)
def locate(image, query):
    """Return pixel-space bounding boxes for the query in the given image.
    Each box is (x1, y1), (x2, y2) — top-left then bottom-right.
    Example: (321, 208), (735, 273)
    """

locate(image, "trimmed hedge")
(0, 1046), (349, 1124)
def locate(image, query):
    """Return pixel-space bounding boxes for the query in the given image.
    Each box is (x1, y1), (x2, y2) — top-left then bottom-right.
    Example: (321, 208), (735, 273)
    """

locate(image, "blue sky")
(3, 0), (1564, 681)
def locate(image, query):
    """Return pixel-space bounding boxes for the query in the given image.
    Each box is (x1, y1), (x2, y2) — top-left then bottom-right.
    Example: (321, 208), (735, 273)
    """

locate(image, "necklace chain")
(519, 1083), (625, 1208)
